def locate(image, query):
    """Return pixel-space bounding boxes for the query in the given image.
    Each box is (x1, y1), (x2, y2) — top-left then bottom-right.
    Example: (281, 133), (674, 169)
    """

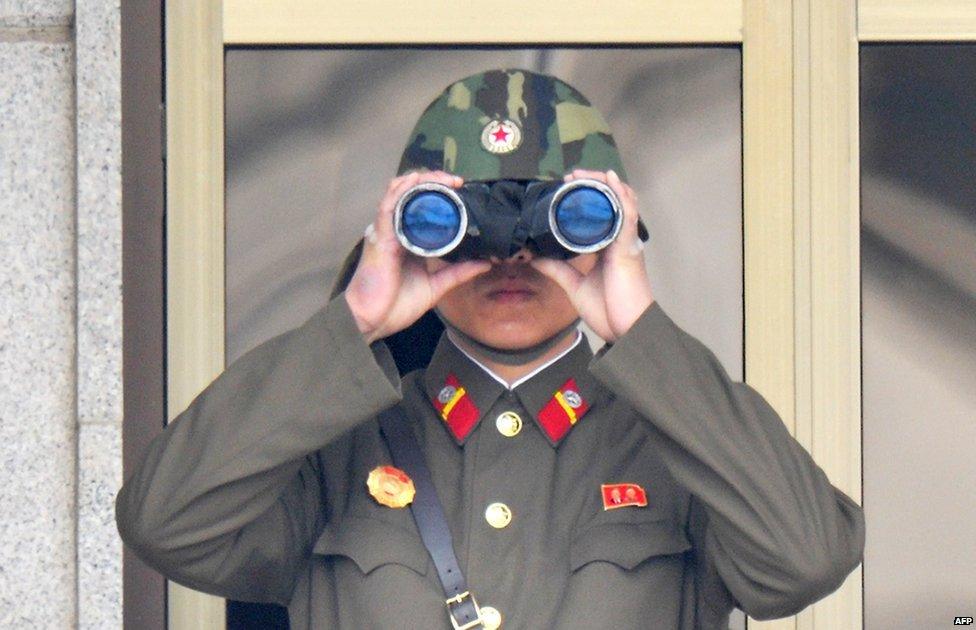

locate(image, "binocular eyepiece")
(393, 178), (641, 261)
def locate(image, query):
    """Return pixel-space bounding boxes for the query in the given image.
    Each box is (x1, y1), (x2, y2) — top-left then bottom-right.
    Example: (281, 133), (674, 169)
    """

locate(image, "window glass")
(860, 43), (976, 629)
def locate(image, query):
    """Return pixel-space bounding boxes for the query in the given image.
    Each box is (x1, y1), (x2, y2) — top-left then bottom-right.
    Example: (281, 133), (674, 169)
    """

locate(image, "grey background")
(860, 44), (976, 630)
(224, 47), (745, 628)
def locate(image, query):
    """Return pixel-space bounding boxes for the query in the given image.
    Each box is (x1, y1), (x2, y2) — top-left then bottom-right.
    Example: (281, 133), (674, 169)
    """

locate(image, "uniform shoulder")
(401, 367), (428, 399)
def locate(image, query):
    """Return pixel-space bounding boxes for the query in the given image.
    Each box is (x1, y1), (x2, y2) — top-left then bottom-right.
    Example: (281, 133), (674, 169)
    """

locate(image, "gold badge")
(367, 465), (416, 508)
(480, 119), (522, 154)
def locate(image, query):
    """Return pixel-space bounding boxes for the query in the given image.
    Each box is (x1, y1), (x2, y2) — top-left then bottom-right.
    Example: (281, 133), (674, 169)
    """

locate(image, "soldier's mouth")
(485, 281), (537, 303)
(486, 290), (536, 304)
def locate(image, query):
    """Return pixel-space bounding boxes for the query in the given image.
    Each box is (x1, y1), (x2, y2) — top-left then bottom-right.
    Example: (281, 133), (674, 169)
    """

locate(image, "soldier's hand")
(344, 170), (491, 344)
(530, 169), (655, 342)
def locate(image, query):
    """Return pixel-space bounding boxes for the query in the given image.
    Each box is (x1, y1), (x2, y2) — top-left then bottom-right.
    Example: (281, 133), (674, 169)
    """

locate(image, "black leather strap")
(378, 406), (481, 629)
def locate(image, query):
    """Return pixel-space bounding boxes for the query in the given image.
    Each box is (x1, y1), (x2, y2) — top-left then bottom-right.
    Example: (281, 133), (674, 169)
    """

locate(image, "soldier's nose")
(489, 248), (534, 265)
(510, 248), (534, 263)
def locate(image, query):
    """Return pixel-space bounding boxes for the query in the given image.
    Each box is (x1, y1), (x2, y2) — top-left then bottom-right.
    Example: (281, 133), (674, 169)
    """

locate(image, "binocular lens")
(393, 178), (624, 258)
(552, 187), (617, 247)
(400, 190), (463, 252)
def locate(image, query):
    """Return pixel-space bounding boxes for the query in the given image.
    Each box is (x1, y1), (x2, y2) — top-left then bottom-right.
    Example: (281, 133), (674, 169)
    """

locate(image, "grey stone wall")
(0, 0), (122, 627)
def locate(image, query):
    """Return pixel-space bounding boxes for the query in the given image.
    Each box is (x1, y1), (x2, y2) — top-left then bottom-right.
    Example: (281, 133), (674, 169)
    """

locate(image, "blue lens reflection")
(401, 191), (462, 251)
(554, 187), (616, 246)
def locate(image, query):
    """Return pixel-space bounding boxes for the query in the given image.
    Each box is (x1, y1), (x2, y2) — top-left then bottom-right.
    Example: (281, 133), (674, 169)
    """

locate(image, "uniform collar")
(422, 330), (598, 448)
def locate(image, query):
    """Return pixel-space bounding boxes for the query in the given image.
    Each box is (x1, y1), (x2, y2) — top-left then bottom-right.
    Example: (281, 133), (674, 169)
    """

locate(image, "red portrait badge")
(601, 482), (648, 510)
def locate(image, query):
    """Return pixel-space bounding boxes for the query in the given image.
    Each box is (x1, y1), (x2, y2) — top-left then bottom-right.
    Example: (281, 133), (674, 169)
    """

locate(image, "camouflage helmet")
(397, 68), (628, 182)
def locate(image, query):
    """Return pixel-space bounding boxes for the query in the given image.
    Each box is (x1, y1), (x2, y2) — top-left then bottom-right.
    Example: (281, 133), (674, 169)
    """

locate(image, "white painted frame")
(166, 1), (976, 627)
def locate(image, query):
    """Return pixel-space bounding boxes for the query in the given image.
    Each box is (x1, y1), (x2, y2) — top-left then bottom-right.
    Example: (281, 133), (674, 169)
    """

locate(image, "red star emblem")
(481, 119), (521, 154)
(491, 126), (510, 143)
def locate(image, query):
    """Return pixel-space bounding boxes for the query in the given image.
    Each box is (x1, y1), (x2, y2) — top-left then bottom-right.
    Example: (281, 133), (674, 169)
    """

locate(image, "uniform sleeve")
(115, 292), (402, 606)
(588, 300), (865, 621)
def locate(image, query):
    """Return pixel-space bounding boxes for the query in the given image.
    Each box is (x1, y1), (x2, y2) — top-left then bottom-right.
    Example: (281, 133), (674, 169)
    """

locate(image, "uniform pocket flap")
(571, 521), (692, 571)
(313, 515), (430, 577)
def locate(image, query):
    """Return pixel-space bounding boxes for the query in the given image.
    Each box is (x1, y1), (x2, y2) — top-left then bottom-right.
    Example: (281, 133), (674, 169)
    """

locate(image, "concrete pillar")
(0, 0), (122, 626)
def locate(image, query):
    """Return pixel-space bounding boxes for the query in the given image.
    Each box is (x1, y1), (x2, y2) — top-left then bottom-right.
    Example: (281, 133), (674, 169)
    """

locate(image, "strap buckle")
(446, 590), (483, 630)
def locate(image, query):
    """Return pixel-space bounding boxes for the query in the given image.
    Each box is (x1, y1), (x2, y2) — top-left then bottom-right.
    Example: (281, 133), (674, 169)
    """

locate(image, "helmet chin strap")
(433, 308), (582, 366)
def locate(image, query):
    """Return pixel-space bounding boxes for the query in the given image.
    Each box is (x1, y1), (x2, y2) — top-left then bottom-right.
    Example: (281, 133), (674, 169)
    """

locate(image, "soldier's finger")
(529, 258), (584, 302)
(380, 170), (421, 213)
(375, 171), (422, 242)
(427, 259), (492, 302)
(613, 179), (636, 204)
(380, 170), (460, 244)
(386, 172), (411, 193)
(570, 168), (609, 184)
(607, 170), (639, 246)
(363, 173), (417, 258)
(356, 224), (404, 278)
(416, 169), (463, 188)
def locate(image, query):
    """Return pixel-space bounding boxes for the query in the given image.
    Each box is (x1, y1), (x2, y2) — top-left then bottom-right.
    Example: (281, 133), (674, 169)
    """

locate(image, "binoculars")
(392, 178), (648, 261)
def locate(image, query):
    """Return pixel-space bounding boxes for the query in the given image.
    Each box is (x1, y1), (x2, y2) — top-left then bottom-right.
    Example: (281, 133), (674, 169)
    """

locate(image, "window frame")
(165, 0), (976, 626)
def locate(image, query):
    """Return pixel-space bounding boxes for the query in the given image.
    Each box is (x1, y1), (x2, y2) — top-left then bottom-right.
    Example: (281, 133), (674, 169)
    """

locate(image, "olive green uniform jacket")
(115, 294), (865, 629)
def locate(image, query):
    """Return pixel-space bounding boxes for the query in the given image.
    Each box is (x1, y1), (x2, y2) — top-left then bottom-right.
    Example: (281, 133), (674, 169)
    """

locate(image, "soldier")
(116, 68), (865, 629)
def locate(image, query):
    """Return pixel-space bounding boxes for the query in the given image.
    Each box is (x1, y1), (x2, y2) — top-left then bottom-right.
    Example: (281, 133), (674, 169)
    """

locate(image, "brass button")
(480, 605), (502, 629)
(495, 411), (522, 437)
(484, 502), (512, 529)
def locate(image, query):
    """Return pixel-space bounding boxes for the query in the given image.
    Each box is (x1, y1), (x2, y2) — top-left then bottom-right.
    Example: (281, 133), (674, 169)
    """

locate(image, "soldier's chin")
(438, 304), (577, 353)
(472, 323), (564, 351)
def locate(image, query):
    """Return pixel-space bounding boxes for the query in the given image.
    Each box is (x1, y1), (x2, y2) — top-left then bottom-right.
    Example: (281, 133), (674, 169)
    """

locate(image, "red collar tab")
(431, 373), (480, 442)
(536, 377), (591, 444)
